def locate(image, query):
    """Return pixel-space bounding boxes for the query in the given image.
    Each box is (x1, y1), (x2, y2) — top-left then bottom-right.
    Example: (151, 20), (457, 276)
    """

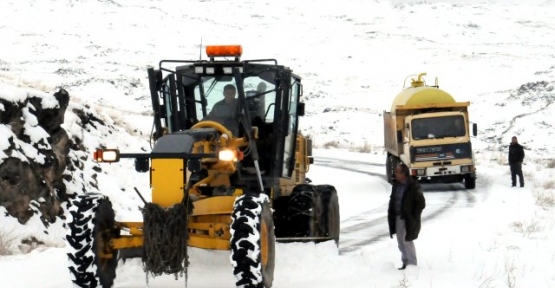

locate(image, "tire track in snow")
(313, 157), (468, 254)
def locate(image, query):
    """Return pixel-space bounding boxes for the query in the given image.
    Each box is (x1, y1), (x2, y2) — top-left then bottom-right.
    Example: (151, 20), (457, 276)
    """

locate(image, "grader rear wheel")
(230, 194), (275, 288)
(285, 184), (324, 237)
(316, 185), (340, 246)
(66, 193), (118, 288)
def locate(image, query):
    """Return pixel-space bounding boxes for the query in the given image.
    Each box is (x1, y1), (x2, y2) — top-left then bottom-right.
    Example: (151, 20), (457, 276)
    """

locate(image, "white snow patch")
(40, 93), (59, 109)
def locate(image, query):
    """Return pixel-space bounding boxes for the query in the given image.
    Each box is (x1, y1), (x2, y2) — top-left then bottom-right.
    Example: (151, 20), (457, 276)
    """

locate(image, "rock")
(0, 88), (70, 225)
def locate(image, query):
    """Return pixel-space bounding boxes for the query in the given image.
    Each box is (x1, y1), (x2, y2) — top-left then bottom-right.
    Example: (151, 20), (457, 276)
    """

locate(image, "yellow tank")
(391, 73), (457, 114)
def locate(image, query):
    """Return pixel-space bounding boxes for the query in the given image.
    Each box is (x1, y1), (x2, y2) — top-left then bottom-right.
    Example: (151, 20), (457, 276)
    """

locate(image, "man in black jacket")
(388, 163), (426, 270)
(508, 136), (525, 187)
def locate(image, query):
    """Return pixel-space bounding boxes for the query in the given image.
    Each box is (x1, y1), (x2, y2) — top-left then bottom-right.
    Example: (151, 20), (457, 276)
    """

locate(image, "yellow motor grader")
(64, 45), (340, 288)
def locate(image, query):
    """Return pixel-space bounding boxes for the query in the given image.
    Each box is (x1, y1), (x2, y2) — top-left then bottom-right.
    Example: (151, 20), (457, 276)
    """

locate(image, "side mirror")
(135, 158), (149, 173)
(188, 159), (202, 173)
(396, 130), (403, 143)
(297, 102), (305, 116)
(472, 123), (477, 136)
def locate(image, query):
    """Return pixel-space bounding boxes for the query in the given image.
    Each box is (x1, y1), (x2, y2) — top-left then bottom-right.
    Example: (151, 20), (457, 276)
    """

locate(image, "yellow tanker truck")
(383, 73), (477, 189)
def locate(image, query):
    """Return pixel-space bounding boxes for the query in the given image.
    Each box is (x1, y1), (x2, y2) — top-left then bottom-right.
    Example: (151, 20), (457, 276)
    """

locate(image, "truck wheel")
(66, 193), (118, 288)
(464, 175), (476, 189)
(316, 185), (340, 246)
(286, 184), (323, 237)
(230, 194), (275, 288)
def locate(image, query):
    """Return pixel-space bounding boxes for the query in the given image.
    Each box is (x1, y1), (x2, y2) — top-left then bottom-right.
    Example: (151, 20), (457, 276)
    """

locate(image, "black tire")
(66, 193), (118, 288)
(315, 185), (340, 246)
(464, 174), (476, 189)
(230, 194), (275, 288)
(271, 195), (290, 238)
(286, 184), (323, 237)
(118, 248), (142, 263)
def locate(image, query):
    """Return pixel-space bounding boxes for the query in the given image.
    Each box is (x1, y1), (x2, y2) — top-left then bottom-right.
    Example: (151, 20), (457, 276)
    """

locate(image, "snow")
(1, 0), (555, 287)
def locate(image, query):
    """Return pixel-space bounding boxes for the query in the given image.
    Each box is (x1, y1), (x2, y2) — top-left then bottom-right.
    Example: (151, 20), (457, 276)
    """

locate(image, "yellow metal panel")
(188, 235), (230, 250)
(192, 214), (233, 225)
(151, 159), (185, 208)
(191, 196), (236, 216)
(110, 236), (144, 249)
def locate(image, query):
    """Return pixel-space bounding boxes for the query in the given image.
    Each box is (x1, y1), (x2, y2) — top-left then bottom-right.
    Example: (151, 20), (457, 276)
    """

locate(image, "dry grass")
(322, 141), (341, 149)
(512, 219), (542, 238)
(505, 257), (517, 288)
(535, 190), (555, 209)
(546, 159), (555, 169)
(397, 274), (411, 288)
(350, 141), (372, 153)
(543, 180), (555, 190)
(0, 229), (16, 256)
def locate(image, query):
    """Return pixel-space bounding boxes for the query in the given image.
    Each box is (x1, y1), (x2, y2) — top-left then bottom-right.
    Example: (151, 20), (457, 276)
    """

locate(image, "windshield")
(194, 76), (276, 133)
(411, 115), (466, 140)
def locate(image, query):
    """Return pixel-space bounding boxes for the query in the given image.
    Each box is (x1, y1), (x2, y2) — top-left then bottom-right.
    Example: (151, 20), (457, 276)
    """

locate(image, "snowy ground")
(1, 0), (555, 287)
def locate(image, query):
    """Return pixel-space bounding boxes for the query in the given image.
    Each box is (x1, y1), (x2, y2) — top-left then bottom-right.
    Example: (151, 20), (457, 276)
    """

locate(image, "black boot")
(398, 264), (407, 270)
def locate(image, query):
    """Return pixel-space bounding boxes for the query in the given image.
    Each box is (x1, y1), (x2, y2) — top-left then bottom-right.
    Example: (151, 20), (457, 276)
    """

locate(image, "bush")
(351, 141), (372, 153)
(535, 191), (555, 209)
(322, 141), (340, 149)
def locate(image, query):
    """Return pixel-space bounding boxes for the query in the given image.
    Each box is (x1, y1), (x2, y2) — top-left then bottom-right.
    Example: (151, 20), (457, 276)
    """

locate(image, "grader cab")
(65, 45), (340, 288)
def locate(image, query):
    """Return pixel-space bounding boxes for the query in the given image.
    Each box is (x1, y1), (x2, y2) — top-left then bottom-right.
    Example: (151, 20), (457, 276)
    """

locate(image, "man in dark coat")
(508, 136), (525, 187)
(388, 163), (426, 270)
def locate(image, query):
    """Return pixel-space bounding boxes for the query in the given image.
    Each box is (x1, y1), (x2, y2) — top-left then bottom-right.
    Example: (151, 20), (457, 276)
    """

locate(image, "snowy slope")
(1, 0), (555, 287)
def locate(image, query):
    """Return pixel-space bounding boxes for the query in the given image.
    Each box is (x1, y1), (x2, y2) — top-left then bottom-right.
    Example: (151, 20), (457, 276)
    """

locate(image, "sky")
(1, 0), (555, 287)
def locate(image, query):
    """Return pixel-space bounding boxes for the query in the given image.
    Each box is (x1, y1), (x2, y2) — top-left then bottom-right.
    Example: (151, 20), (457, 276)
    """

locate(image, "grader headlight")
(218, 149), (244, 162)
(93, 148), (120, 163)
(218, 149), (237, 162)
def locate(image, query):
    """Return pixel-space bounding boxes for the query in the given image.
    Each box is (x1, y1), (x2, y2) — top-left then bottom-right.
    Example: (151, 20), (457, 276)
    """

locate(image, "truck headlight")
(461, 165), (471, 173)
(417, 169), (426, 176)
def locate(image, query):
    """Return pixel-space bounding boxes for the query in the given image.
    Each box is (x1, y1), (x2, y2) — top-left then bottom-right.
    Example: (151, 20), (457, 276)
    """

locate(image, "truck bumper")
(411, 164), (474, 178)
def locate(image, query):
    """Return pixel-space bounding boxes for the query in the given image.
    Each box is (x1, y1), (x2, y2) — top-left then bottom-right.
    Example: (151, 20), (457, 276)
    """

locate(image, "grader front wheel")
(66, 193), (118, 288)
(230, 194), (275, 288)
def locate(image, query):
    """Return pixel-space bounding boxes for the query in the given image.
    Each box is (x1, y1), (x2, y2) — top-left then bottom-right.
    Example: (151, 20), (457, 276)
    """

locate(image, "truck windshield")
(412, 115), (466, 140)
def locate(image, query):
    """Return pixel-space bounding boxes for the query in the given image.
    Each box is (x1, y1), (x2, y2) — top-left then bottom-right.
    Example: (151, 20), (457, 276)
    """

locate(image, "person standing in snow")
(508, 136), (525, 187)
(387, 163), (426, 270)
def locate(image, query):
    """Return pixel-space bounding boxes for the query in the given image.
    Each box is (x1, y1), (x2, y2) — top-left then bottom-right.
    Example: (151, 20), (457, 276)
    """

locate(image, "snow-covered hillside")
(1, 0), (554, 287)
